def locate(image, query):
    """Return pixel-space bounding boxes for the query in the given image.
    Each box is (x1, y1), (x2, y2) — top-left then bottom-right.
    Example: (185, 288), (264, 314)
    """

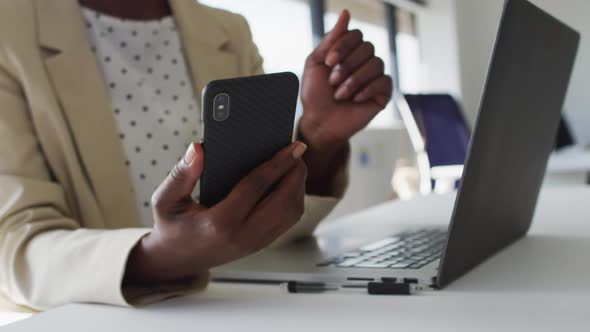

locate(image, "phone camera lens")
(213, 93), (230, 122)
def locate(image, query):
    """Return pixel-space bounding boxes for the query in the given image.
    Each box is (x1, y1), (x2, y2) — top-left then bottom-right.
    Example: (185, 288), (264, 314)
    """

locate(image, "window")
(198, 0), (313, 76)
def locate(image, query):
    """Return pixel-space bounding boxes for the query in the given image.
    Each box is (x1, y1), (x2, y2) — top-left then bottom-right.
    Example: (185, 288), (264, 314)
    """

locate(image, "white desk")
(5, 187), (590, 331)
(546, 145), (590, 185)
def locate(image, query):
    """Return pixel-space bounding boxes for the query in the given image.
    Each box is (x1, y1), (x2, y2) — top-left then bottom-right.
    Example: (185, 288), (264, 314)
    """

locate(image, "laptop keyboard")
(319, 228), (447, 269)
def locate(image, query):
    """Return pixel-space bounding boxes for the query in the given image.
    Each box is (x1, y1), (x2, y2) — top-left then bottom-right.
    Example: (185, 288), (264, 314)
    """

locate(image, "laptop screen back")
(437, 0), (580, 288)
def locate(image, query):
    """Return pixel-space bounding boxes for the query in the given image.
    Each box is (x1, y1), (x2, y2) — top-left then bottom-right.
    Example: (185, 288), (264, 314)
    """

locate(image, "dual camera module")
(213, 93), (230, 121)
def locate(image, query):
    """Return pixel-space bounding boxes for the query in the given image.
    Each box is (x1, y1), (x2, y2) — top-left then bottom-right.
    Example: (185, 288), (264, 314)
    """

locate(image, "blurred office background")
(199, 0), (590, 219)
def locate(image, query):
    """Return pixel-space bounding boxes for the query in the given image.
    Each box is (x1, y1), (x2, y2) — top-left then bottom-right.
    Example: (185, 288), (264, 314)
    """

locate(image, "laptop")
(213, 0), (580, 289)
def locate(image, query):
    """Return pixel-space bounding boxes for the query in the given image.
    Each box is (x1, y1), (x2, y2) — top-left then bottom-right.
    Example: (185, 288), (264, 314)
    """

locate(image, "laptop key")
(354, 262), (391, 268)
(410, 245), (430, 253)
(383, 253), (399, 259)
(412, 254), (429, 259)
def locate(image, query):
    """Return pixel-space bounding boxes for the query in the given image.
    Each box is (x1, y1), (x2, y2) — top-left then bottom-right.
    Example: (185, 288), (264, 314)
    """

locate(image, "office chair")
(395, 93), (470, 194)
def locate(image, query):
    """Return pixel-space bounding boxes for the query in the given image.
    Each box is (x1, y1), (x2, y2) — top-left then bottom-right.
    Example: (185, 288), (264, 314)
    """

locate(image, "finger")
(307, 10), (351, 65)
(329, 41), (375, 86)
(214, 141), (307, 221)
(152, 142), (204, 216)
(334, 57), (385, 101)
(325, 29), (363, 67)
(238, 160), (307, 253)
(353, 75), (394, 107)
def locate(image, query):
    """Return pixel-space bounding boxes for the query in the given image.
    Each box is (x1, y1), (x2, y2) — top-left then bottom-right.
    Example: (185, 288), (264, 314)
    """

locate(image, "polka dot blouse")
(82, 8), (201, 226)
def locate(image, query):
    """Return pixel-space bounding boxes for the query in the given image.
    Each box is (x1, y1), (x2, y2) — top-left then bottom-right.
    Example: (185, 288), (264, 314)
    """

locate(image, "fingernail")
(329, 69), (341, 85)
(183, 143), (196, 165)
(292, 142), (308, 159)
(325, 52), (339, 67)
(334, 86), (348, 100)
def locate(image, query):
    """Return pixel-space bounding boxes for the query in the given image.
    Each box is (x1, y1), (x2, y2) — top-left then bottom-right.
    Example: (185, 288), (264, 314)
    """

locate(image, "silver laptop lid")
(437, 0), (580, 288)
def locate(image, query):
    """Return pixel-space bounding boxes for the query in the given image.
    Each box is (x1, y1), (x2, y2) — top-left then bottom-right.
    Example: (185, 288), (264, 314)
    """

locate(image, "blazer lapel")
(170, 0), (239, 103)
(35, 0), (140, 228)
(33, 0), (239, 228)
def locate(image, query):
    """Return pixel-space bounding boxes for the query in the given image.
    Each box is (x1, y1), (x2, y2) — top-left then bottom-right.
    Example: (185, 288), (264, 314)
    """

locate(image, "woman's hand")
(299, 10), (393, 196)
(300, 9), (393, 149)
(124, 141), (308, 285)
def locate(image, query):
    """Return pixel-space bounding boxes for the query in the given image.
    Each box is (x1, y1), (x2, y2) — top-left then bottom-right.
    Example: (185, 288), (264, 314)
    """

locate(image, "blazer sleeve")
(0, 61), (207, 311)
(235, 15), (350, 245)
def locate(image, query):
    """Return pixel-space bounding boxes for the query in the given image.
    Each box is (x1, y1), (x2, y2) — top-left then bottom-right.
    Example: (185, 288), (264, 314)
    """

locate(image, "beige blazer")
(0, 0), (344, 312)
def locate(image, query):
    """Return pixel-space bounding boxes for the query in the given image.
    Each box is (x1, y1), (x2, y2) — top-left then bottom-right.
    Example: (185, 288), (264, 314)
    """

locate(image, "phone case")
(199, 72), (299, 207)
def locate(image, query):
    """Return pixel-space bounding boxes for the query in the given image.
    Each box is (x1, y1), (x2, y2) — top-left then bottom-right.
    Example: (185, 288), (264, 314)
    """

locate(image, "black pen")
(281, 281), (364, 294)
(282, 281), (425, 295)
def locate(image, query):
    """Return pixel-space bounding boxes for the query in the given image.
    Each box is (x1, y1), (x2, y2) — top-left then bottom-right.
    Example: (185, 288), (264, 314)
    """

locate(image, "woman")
(0, 0), (392, 311)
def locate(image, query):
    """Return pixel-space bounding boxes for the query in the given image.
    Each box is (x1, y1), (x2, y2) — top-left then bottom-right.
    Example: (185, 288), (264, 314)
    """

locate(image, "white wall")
(454, 0), (590, 143)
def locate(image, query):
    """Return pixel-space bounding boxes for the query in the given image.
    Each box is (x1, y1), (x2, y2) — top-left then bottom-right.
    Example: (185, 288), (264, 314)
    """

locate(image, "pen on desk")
(282, 281), (363, 294)
(282, 281), (425, 295)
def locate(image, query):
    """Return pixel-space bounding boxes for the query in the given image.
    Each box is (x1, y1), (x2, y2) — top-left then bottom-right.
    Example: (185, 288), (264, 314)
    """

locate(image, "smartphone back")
(200, 72), (299, 207)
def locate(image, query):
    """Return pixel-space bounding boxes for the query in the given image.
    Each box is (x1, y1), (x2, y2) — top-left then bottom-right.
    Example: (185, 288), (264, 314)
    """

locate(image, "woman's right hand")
(124, 141), (308, 285)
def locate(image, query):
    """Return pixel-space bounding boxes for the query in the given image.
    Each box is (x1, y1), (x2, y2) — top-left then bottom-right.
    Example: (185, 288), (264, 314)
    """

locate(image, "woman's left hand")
(298, 9), (393, 195)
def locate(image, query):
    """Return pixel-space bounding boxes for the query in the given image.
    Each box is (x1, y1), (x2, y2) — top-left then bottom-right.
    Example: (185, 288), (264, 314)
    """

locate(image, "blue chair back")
(404, 94), (471, 167)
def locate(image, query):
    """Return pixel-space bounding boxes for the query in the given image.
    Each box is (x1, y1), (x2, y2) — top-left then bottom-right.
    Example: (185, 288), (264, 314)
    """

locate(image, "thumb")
(151, 142), (204, 214)
(308, 9), (351, 65)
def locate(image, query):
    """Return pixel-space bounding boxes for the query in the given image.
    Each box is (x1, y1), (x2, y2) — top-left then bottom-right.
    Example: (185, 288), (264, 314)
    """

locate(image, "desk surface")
(6, 187), (590, 331)
(547, 145), (590, 173)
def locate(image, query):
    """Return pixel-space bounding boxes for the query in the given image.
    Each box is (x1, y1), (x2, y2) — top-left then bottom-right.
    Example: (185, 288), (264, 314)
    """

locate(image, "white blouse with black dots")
(82, 8), (201, 226)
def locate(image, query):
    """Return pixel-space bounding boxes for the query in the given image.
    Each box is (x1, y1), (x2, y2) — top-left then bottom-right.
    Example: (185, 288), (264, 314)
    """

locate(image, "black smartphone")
(199, 72), (299, 207)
